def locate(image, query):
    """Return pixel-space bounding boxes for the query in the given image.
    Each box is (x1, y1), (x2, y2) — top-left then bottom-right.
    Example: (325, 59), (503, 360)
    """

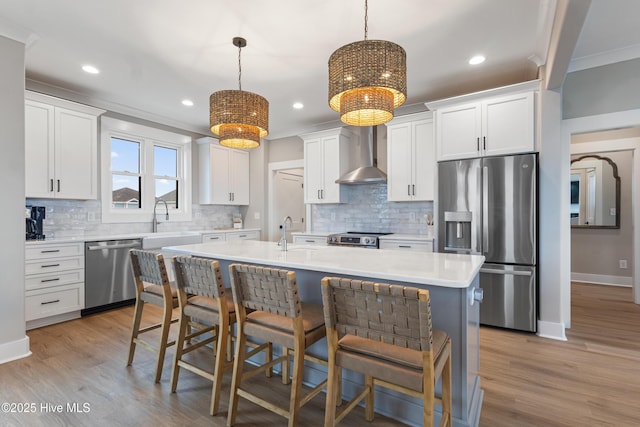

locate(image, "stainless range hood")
(335, 126), (387, 185)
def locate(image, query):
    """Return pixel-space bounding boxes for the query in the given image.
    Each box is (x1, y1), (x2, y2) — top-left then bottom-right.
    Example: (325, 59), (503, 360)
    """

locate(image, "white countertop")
(163, 240), (484, 288)
(25, 228), (262, 245)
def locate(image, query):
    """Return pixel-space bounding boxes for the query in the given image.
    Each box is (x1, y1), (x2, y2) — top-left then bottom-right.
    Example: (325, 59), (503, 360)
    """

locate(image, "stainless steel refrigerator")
(437, 153), (537, 332)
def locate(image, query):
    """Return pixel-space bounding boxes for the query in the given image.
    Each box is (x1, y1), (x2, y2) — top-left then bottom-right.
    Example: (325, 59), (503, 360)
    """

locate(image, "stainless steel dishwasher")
(83, 238), (142, 315)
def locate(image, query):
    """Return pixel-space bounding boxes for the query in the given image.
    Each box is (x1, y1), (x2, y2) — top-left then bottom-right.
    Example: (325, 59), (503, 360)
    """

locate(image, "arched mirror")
(570, 154), (620, 229)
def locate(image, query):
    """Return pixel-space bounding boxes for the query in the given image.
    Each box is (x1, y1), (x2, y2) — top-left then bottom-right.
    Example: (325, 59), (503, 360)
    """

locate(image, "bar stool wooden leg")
(127, 299), (145, 366)
(227, 325), (247, 426)
(153, 301), (173, 383)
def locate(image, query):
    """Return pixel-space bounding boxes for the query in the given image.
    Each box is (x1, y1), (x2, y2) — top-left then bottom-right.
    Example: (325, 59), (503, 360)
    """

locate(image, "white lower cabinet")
(292, 234), (328, 246)
(226, 230), (261, 241)
(379, 236), (434, 252)
(201, 229), (261, 243)
(25, 242), (84, 329)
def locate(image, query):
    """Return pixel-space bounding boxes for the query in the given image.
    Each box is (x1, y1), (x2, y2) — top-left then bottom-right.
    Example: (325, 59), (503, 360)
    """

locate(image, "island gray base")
(208, 258), (483, 427)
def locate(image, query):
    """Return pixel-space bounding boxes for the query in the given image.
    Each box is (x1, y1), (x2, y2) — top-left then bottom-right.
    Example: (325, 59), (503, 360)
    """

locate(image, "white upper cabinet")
(429, 81), (538, 161)
(301, 128), (351, 204)
(198, 138), (250, 205)
(25, 92), (104, 199)
(386, 112), (435, 201)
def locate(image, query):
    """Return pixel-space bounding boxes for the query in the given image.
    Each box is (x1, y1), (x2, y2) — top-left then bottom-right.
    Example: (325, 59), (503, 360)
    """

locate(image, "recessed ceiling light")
(82, 65), (100, 74)
(181, 99), (194, 107)
(293, 102), (304, 109)
(469, 55), (486, 65)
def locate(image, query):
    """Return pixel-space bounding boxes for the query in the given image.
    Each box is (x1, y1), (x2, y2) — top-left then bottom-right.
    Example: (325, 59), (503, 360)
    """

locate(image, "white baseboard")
(0, 336), (31, 365)
(537, 320), (567, 341)
(571, 272), (632, 287)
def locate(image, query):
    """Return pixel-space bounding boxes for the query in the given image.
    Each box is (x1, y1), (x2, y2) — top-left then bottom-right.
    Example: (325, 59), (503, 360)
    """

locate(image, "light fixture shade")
(329, 39), (406, 126)
(210, 89), (269, 149)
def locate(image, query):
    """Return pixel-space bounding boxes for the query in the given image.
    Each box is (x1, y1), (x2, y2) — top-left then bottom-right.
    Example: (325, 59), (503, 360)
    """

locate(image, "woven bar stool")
(227, 263), (328, 427)
(127, 249), (179, 383)
(321, 277), (452, 427)
(170, 256), (237, 416)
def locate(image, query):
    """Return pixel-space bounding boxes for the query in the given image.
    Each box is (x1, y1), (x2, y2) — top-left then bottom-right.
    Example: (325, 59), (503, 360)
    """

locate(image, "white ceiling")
(1, 0), (640, 139)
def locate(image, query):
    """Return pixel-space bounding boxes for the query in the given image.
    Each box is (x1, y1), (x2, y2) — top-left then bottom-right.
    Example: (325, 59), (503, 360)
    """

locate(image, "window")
(100, 117), (192, 224)
(111, 137), (141, 209)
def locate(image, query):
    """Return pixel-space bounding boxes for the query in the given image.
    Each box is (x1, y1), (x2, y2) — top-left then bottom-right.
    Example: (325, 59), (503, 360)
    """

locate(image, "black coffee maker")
(26, 205), (46, 240)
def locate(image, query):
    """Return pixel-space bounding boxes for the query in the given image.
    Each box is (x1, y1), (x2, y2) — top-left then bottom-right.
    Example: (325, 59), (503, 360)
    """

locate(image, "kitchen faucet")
(152, 198), (169, 232)
(280, 216), (292, 251)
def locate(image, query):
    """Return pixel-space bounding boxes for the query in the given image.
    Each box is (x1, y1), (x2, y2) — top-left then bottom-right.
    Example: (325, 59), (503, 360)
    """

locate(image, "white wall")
(0, 35), (30, 363)
(538, 88), (569, 340)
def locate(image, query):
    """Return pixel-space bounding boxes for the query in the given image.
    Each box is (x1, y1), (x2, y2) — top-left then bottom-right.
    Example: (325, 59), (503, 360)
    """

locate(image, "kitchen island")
(164, 240), (484, 427)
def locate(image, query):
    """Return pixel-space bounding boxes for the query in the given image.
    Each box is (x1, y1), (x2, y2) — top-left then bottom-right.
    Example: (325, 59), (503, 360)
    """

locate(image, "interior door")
(273, 170), (305, 241)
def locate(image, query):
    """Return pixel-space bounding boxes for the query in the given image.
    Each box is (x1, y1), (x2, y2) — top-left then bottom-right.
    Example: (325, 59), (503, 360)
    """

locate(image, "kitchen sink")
(142, 231), (202, 249)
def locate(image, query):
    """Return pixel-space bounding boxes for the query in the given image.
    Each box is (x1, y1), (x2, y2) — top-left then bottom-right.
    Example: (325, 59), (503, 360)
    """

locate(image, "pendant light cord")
(364, 0), (368, 40)
(237, 42), (242, 91)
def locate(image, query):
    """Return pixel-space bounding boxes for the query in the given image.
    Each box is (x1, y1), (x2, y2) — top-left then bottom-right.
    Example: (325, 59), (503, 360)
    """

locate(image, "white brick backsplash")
(310, 183), (433, 234)
(26, 198), (238, 239)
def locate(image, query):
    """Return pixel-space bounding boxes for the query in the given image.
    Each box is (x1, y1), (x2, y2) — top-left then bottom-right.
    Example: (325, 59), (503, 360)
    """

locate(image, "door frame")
(267, 159), (309, 242)
(562, 109), (640, 310)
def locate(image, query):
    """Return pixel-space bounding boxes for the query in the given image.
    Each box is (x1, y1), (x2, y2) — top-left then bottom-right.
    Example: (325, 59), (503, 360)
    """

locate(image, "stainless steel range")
(326, 232), (392, 248)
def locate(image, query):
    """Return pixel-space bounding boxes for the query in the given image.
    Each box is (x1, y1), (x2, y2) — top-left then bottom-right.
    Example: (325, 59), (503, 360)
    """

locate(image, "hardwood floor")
(1, 282), (639, 426)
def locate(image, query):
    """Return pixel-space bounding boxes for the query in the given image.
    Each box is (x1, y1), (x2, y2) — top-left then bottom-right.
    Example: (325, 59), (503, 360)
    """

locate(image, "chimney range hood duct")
(335, 126), (387, 185)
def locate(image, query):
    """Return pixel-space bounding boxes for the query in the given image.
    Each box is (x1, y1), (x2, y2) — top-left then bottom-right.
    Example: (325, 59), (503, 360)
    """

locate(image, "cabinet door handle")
(483, 136), (486, 151)
(50, 179), (54, 192)
(477, 137), (480, 152)
(41, 264), (61, 268)
(40, 278), (61, 283)
(57, 179), (61, 192)
(41, 299), (60, 305)
(412, 184), (415, 196)
(232, 192), (235, 201)
(407, 185), (411, 196)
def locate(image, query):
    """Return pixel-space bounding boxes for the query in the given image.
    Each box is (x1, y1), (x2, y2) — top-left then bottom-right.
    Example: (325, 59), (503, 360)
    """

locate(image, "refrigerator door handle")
(482, 165), (489, 255)
(480, 267), (533, 277)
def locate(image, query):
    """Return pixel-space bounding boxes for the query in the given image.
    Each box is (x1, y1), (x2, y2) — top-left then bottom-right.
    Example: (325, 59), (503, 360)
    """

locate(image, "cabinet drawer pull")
(41, 278), (61, 283)
(41, 299), (60, 305)
(239, 235), (247, 238)
(207, 236), (220, 240)
(41, 264), (61, 268)
(41, 249), (61, 253)
(399, 245), (412, 248)
(305, 240), (315, 243)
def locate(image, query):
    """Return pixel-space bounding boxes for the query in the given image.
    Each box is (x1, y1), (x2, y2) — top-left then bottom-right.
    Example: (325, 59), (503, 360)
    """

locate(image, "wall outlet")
(330, 212), (336, 221)
(87, 211), (96, 222)
(409, 212), (416, 222)
(619, 259), (628, 269)
(254, 212), (260, 220)
(610, 208), (616, 216)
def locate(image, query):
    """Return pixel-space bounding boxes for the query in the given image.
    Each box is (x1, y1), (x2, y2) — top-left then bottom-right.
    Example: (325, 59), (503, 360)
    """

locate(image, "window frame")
(100, 117), (192, 224)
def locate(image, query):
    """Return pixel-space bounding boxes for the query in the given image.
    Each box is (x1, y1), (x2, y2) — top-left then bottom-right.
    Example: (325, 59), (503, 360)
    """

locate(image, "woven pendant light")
(328, 0), (406, 126)
(210, 37), (268, 149)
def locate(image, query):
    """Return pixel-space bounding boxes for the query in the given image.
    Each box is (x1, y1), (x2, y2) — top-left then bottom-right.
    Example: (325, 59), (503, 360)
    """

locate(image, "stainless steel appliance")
(83, 238), (142, 315)
(438, 153), (537, 332)
(25, 205), (46, 240)
(327, 232), (392, 248)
